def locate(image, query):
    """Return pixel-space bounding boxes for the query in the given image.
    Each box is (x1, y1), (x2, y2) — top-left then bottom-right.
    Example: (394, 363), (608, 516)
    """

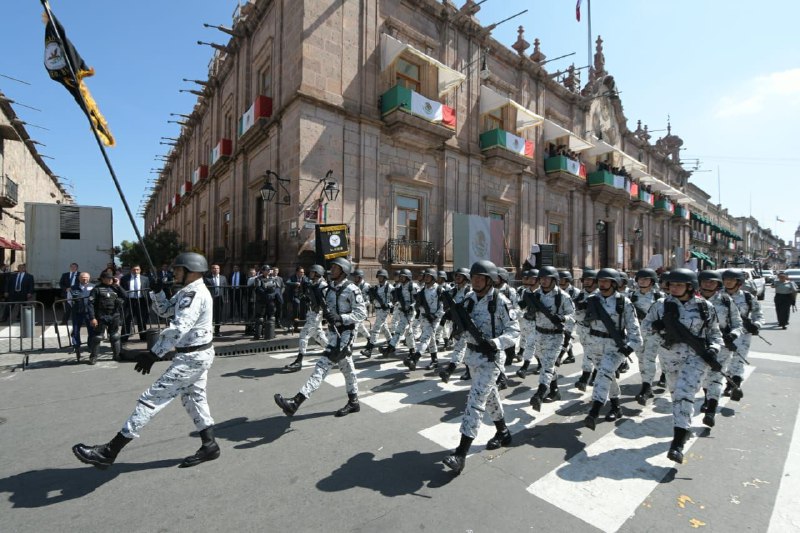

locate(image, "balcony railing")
(0, 174), (18, 208)
(480, 129), (533, 159)
(544, 155), (586, 178)
(554, 252), (571, 269)
(588, 169), (629, 191)
(654, 198), (675, 214)
(380, 85), (456, 130)
(387, 239), (436, 265)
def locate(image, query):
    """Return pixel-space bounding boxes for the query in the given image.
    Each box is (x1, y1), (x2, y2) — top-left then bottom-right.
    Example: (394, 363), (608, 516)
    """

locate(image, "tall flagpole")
(587, 0), (592, 69)
(39, 0), (156, 275)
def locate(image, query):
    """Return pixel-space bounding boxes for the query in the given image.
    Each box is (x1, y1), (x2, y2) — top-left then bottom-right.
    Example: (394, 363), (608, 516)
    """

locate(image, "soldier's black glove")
(133, 350), (160, 375)
(651, 319), (665, 331)
(723, 333), (738, 352)
(480, 339), (498, 361)
(745, 321), (760, 335)
(619, 345), (634, 357)
(705, 348), (722, 372)
(324, 311), (340, 325)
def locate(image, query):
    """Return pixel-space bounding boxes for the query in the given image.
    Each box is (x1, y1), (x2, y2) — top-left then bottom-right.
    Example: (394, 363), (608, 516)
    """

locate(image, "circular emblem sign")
(329, 234), (341, 247)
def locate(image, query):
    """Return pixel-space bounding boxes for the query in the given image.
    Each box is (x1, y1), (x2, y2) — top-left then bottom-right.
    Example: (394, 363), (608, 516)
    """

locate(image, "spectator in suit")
(68, 272), (94, 360)
(205, 264), (228, 335)
(4, 263), (35, 322)
(59, 263), (80, 324)
(120, 264), (151, 340)
(285, 266), (308, 332)
(154, 263), (174, 297)
(229, 265), (246, 321)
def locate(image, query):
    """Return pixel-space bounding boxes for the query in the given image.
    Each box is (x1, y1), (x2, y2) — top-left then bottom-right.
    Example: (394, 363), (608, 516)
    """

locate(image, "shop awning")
(480, 85), (543, 132)
(0, 237), (14, 249)
(10, 240), (23, 250)
(690, 250), (716, 267)
(380, 33), (465, 96)
(542, 119), (593, 152)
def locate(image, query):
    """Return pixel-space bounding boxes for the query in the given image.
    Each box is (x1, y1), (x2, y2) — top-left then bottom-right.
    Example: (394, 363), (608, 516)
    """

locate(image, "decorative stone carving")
(512, 26), (529, 56)
(529, 38), (546, 63)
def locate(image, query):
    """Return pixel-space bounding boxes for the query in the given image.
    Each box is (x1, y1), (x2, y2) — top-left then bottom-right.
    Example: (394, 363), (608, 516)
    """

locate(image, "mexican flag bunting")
(498, 130), (534, 157)
(410, 91), (456, 128)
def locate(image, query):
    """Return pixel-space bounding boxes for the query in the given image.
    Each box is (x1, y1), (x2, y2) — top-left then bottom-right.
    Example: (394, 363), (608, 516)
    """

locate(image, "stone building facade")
(145, 0), (729, 276)
(0, 93), (73, 268)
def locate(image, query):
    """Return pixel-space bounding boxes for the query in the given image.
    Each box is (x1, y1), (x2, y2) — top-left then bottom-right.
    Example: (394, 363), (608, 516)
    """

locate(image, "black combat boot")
(110, 335), (122, 362)
(439, 362), (457, 383)
(699, 389), (709, 413)
(72, 432), (132, 470)
(575, 371), (591, 392)
(459, 367), (471, 381)
(360, 342), (374, 358)
(486, 420), (512, 450)
(253, 321), (263, 340)
(731, 375), (744, 400)
(516, 360), (531, 379)
(496, 372), (508, 390)
(588, 369), (598, 387)
(545, 380), (561, 402)
(284, 354), (303, 372)
(667, 427), (689, 464)
(635, 383), (654, 406)
(443, 434), (474, 475)
(563, 347), (576, 364)
(380, 344), (396, 357)
(426, 352), (439, 370)
(532, 357), (542, 375)
(88, 337), (101, 365)
(656, 372), (667, 388)
(180, 426), (221, 468)
(504, 347), (516, 367)
(584, 400), (604, 431)
(335, 393), (361, 417)
(274, 392), (306, 417)
(605, 398), (622, 421)
(618, 360), (630, 374)
(404, 350), (420, 370)
(530, 384), (549, 412)
(702, 399), (719, 428)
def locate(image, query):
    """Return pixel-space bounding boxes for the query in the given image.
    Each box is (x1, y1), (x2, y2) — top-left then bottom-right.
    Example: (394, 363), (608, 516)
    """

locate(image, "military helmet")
(352, 269), (365, 278)
(398, 268), (413, 280)
(329, 257), (352, 275)
(537, 266), (560, 280)
(581, 268), (598, 281)
(558, 270), (573, 282)
(522, 269), (537, 278)
(698, 269), (723, 285)
(529, 268), (539, 278)
(172, 252), (208, 273)
(496, 268), (511, 283)
(261, 264), (271, 272)
(721, 269), (745, 283)
(376, 269), (389, 279)
(309, 264), (325, 277)
(437, 270), (448, 280)
(635, 268), (659, 283)
(453, 267), (470, 277)
(423, 267), (437, 279)
(666, 268), (698, 289)
(100, 271), (114, 280)
(619, 275), (629, 286)
(596, 268), (621, 286)
(470, 260), (498, 282)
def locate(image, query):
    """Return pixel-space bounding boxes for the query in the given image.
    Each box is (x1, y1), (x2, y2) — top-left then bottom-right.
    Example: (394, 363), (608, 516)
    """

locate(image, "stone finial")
(563, 63), (578, 92)
(512, 26), (530, 56)
(593, 35), (607, 77)
(529, 38), (546, 63)
(460, 0), (481, 16)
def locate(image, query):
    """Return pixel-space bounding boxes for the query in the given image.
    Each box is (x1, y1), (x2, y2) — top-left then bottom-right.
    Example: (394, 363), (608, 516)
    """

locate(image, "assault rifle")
(743, 317), (772, 346)
(392, 285), (411, 314)
(449, 300), (497, 361)
(586, 296), (632, 361)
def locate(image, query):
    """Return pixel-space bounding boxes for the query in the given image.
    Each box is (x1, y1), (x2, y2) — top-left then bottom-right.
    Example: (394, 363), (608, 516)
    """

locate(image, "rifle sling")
(524, 291), (563, 329)
(588, 296), (626, 350)
(662, 301), (717, 369)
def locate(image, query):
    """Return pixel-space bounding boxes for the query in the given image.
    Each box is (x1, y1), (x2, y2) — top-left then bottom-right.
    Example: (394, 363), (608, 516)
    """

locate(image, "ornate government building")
(144, 0), (754, 275)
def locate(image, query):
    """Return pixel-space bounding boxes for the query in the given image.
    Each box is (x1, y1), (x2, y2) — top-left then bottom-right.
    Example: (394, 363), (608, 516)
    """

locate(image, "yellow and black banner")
(43, 9), (115, 146)
(315, 224), (350, 263)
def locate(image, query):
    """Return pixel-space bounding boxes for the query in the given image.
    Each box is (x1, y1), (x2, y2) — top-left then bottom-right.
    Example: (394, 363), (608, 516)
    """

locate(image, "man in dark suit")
(284, 265), (308, 332)
(59, 263), (80, 325)
(228, 264), (246, 321)
(4, 263), (35, 322)
(154, 263), (174, 297)
(120, 264), (151, 339)
(204, 264), (228, 335)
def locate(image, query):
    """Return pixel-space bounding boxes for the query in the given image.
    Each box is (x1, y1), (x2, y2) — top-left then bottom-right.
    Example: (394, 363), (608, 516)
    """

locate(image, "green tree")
(118, 230), (187, 272)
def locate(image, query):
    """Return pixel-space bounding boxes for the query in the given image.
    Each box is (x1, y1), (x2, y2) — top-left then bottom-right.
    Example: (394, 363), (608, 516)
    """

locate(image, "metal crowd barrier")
(0, 300), (49, 368)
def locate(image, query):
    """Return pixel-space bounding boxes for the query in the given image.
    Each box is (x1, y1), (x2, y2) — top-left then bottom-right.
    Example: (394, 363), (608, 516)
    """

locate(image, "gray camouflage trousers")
(448, 336), (468, 364)
(639, 336), (660, 384)
(415, 318), (438, 354)
(389, 310), (415, 349)
(300, 329), (358, 397)
(368, 308), (393, 345)
(519, 318), (538, 362)
(122, 349), (215, 439)
(671, 352), (708, 429)
(590, 338), (626, 403)
(703, 348), (734, 401)
(353, 319), (371, 344)
(536, 331), (566, 387)
(726, 333), (752, 377)
(298, 310), (329, 355)
(460, 349), (506, 439)
(576, 325), (595, 373)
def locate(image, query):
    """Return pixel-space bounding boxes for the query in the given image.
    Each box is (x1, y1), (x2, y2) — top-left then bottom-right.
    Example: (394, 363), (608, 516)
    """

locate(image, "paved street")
(1, 287), (798, 532)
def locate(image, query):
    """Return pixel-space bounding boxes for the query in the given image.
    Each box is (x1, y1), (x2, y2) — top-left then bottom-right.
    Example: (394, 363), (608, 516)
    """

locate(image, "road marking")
(749, 351), (800, 364)
(527, 366), (755, 533)
(767, 395), (800, 532)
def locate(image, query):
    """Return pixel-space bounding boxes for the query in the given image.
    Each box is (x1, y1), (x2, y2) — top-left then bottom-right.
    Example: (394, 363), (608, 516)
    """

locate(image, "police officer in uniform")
(407, 268), (444, 371)
(443, 260), (519, 475)
(88, 271), (125, 363)
(252, 265), (283, 340)
(72, 253), (220, 469)
(362, 269), (393, 357)
(582, 268), (642, 429)
(641, 269), (723, 463)
(351, 269), (372, 345)
(630, 268), (665, 405)
(438, 267), (472, 383)
(721, 268), (763, 397)
(285, 265), (330, 371)
(698, 269), (743, 428)
(274, 258), (367, 418)
(381, 269), (416, 357)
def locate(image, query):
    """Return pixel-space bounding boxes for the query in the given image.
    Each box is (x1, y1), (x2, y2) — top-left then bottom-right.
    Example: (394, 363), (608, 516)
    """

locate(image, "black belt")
(330, 324), (355, 331)
(589, 329), (612, 338)
(175, 342), (214, 353)
(536, 326), (564, 335)
(467, 343), (498, 352)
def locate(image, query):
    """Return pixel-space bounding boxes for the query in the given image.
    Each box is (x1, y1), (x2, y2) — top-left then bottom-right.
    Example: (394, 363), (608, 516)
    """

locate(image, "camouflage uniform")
(527, 286), (576, 388)
(460, 288), (520, 438)
(726, 289), (763, 379)
(298, 279), (329, 356)
(446, 283), (471, 366)
(703, 291), (744, 401)
(414, 284), (445, 356)
(584, 292), (642, 405)
(516, 286), (539, 365)
(630, 286), (664, 384)
(353, 279), (372, 343)
(121, 278), (215, 438)
(300, 279), (367, 399)
(573, 288), (599, 374)
(642, 294), (723, 429)
(388, 280), (416, 351)
(367, 281), (393, 346)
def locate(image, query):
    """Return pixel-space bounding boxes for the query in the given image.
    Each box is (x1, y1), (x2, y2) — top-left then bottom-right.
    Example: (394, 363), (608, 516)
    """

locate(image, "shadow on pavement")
(316, 450), (457, 496)
(0, 459), (181, 508)
(220, 366), (290, 380)
(213, 413), (330, 449)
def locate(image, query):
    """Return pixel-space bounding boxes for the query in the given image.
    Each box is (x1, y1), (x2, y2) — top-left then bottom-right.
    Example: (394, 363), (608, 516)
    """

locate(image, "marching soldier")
(698, 269), (744, 428)
(557, 270), (580, 364)
(721, 269), (763, 397)
(285, 265), (329, 372)
(443, 260), (519, 475)
(380, 269), (416, 357)
(351, 269), (372, 345)
(274, 258), (367, 418)
(641, 269), (723, 463)
(72, 252), (220, 469)
(87, 271), (125, 364)
(582, 268), (642, 429)
(494, 268), (519, 389)
(361, 269), (393, 357)
(406, 268), (444, 371)
(438, 267), (472, 383)
(573, 268), (599, 390)
(630, 268), (665, 405)
(514, 269), (541, 379)
(525, 266), (576, 411)
(436, 270), (451, 348)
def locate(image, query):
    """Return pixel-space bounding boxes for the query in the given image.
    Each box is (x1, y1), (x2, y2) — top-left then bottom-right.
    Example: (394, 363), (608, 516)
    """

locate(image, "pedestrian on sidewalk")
(774, 271), (797, 329)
